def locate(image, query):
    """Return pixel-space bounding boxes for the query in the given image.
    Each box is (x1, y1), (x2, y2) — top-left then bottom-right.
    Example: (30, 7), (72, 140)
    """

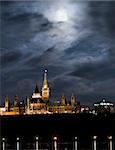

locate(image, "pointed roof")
(71, 93), (75, 98)
(43, 69), (48, 86)
(61, 93), (66, 99)
(34, 82), (39, 93)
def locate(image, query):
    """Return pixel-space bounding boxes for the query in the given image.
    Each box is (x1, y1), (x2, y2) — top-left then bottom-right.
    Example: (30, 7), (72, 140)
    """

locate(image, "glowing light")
(108, 136), (112, 140)
(45, 69), (47, 73)
(56, 9), (68, 22)
(53, 137), (57, 140)
(75, 137), (77, 140)
(17, 137), (19, 141)
(93, 136), (97, 140)
(2, 138), (5, 141)
(35, 136), (39, 140)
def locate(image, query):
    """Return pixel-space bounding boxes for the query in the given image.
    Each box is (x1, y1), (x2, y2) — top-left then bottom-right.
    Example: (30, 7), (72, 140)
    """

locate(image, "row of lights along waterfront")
(1, 136), (113, 150)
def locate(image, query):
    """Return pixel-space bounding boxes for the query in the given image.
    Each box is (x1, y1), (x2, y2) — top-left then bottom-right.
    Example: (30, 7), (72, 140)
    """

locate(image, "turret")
(26, 97), (30, 114)
(35, 82), (39, 93)
(14, 95), (18, 107)
(61, 94), (66, 105)
(5, 96), (9, 112)
(70, 93), (76, 107)
(14, 95), (19, 114)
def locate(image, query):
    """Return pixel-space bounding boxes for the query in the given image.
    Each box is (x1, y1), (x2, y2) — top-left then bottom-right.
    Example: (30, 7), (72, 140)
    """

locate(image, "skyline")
(1, 1), (115, 105)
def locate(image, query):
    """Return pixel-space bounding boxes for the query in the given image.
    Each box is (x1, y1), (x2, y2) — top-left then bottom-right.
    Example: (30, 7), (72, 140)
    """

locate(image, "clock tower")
(42, 69), (49, 101)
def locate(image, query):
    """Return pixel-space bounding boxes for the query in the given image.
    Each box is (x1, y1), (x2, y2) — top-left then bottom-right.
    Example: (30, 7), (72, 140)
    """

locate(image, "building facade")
(94, 99), (114, 113)
(2, 70), (114, 116)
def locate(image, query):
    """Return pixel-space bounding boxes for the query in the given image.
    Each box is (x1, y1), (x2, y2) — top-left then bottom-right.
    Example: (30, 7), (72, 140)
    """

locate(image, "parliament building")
(0, 70), (90, 115)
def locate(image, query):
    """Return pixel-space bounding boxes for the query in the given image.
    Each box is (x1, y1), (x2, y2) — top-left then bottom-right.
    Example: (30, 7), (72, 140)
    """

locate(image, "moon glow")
(56, 9), (68, 22)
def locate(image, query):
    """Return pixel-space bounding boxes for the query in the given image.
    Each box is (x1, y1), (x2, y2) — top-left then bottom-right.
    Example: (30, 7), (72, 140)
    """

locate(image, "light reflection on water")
(1, 136), (114, 150)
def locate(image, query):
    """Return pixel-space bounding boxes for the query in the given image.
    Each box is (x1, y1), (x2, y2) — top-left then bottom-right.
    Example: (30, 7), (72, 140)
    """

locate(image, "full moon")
(56, 9), (68, 22)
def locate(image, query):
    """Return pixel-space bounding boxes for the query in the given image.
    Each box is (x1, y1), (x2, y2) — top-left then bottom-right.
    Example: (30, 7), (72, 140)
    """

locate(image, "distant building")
(3, 95), (20, 115)
(94, 99), (114, 113)
(47, 93), (77, 114)
(0, 107), (5, 115)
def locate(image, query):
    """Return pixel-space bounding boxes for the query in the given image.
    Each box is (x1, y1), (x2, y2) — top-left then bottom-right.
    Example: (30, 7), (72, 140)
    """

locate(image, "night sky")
(1, 0), (115, 105)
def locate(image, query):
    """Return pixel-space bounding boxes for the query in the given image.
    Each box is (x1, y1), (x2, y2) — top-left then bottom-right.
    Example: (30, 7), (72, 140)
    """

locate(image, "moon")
(56, 9), (68, 22)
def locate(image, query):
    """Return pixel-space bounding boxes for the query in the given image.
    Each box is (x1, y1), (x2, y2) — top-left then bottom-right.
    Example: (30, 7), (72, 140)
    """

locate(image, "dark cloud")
(25, 46), (56, 67)
(7, 13), (53, 32)
(88, 1), (115, 38)
(1, 1), (115, 104)
(1, 4), (53, 52)
(1, 50), (22, 67)
(70, 60), (115, 81)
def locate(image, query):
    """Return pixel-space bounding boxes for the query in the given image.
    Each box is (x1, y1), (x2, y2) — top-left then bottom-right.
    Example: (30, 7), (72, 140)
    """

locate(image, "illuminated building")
(5, 96), (9, 112)
(47, 94), (77, 114)
(70, 93), (76, 107)
(29, 81), (47, 114)
(1, 69), (86, 115)
(13, 95), (19, 114)
(26, 70), (50, 114)
(94, 99), (114, 113)
(61, 94), (66, 105)
(80, 105), (90, 113)
(19, 100), (25, 114)
(75, 102), (81, 113)
(1, 69), (114, 116)
(26, 97), (30, 114)
(32, 82), (41, 99)
(0, 107), (5, 115)
(1, 95), (20, 115)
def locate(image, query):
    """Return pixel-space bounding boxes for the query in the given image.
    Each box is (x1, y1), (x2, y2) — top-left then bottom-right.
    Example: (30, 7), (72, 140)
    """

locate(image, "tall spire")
(42, 69), (49, 101)
(43, 69), (48, 87)
(5, 96), (9, 112)
(32, 82), (41, 99)
(14, 95), (18, 107)
(70, 93), (75, 106)
(34, 82), (39, 93)
(27, 97), (30, 114)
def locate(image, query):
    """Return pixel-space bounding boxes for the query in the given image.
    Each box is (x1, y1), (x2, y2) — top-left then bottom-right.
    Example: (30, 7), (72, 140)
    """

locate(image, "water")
(0, 136), (114, 150)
